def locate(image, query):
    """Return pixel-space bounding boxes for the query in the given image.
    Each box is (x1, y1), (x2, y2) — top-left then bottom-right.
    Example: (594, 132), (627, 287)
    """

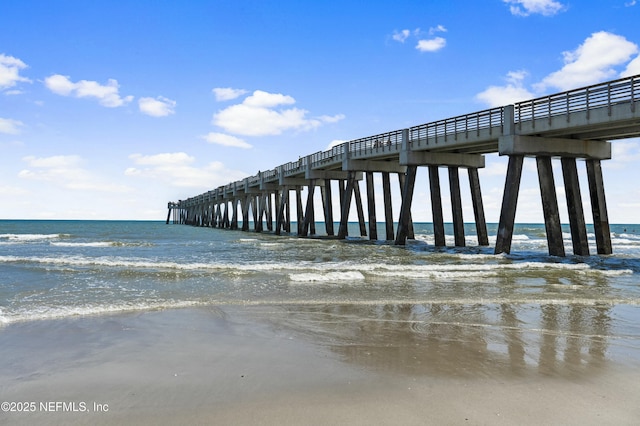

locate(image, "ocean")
(2, 219), (640, 424)
(1, 220), (640, 367)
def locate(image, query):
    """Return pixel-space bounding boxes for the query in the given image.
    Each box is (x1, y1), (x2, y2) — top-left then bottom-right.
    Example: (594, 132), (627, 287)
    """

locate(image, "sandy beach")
(1, 305), (639, 425)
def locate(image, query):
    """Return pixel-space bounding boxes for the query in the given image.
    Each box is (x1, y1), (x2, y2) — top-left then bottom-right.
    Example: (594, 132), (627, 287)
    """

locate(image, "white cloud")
(607, 140), (640, 169)
(416, 37), (446, 53)
(18, 155), (131, 193)
(503, 0), (565, 16)
(621, 55), (640, 77)
(23, 154), (82, 168)
(126, 152), (247, 188)
(625, 1), (637, 6)
(327, 139), (347, 150)
(535, 31), (638, 91)
(477, 32), (640, 107)
(202, 132), (252, 149)
(0, 184), (28, 196)
(243, 90), (295, 108)
(212, 90), (344, 137)
(128, 152), (194, 166)
(318, 114), (346, 123)
(138, 96), (176, 117)
(0, 117), (24, 134)
(392, 29), (410, 43)
(393, 27), (446, 52)
(0, 53), (31, 90)
(212, 87), (248, 101)
(428, 25), (447, 35)
(44, 74), (134, 107)
(475, 70), (535, 107)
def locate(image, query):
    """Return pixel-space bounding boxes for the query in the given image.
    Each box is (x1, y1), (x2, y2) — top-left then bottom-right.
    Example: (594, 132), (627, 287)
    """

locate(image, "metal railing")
(515, 74), (639, 125)
(409, 107), (505, 147)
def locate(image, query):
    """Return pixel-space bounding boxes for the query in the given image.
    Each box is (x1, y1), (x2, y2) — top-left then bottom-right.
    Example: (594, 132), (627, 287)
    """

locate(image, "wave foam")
(289, 271), (366, 282)
(51, 242), (113, 248)
(0, 233), (69, 242)
(0, 300), (203, 325)
(0, 255), (631, 278)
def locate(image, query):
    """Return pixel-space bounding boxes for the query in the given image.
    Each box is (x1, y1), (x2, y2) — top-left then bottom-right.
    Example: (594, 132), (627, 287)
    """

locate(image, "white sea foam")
(216, 297), (640, 307)
(289, 271), (366, 282)
(0, 254), (630, 278)
(0, 300), (203, 325)
(51, 242), (113, 247)
(0, 233), (69, 242)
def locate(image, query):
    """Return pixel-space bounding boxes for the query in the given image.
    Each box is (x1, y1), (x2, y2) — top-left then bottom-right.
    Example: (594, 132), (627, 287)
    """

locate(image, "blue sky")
(1, 0), (640, 223)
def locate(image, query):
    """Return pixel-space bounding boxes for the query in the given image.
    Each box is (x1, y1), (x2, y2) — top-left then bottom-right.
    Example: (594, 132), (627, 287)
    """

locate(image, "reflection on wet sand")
(256, 300), (614, 379)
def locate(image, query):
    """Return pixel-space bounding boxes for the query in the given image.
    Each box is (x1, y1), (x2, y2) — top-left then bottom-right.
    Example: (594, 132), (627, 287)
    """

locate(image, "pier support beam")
(365, 172), (378, 240)
(429, 166), (446, 247)
(242, 196), (250, 231)
(382, 172), (394, 240)
(354, 180), (367, 237)
(586, 159), (612, 255)
(166, 205), (172, 225)
(337, 172), (356, 239)
(561, 158), (589, 256)
(495, 155), (524, 255)
(448, 166), (465, 247)
(468, 168), (489, 246)
(231, 199), (239, 230)
(536, 156), (565, 257)
(498, 134), (612, 256)
(296, 187), (304, 235)
(302, 180), (316, 236)
(322, 179), (335, 236)
(395, 165), (418, 245)
(275, 188), (289, 236)
(397, 172), (414, 240)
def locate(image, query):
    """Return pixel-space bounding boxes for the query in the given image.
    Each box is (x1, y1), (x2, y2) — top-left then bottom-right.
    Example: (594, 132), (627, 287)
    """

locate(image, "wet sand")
(1, 305), (639, 425)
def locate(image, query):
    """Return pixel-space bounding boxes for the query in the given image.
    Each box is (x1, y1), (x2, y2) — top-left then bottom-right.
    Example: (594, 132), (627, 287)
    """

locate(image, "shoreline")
(2, 305), (639, 425)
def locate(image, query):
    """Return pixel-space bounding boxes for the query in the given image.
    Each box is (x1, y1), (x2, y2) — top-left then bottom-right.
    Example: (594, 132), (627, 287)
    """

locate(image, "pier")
(168, 75), (640, 257)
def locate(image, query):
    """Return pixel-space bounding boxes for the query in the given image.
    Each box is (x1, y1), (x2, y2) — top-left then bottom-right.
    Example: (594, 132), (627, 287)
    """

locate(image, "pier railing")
(515, 74), (639, 126)
(409, 107), (505, 148)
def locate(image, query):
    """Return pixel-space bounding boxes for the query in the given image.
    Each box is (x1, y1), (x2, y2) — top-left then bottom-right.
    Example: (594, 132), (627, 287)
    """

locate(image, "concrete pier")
(169, 74), (640, 257)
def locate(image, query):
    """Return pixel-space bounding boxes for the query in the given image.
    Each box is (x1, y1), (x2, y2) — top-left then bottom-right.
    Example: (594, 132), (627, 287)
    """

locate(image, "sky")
(1, 0), (640, 224)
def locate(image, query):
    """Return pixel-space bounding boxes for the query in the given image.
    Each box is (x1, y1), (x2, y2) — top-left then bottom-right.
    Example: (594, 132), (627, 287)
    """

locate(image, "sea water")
(1, 220), (640, 370)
